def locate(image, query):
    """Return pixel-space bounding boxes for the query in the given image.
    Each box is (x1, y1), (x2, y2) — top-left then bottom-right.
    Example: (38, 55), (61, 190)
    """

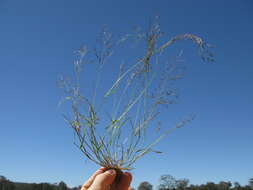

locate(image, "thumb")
(89, 169), (116, 190)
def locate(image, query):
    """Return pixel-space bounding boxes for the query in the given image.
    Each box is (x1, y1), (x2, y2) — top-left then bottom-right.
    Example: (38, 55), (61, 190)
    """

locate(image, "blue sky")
(0, 0), (252, 188)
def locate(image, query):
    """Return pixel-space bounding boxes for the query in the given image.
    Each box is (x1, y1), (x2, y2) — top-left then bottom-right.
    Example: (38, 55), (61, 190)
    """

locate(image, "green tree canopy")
(138, 181), (153, 190)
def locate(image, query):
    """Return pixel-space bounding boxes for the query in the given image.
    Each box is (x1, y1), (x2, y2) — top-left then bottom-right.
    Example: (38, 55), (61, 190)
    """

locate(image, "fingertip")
(105, 169), (116, 176)
(124, 172), (132, 182)
(117, 172), (132, 190)
(125, 172), (132, 178)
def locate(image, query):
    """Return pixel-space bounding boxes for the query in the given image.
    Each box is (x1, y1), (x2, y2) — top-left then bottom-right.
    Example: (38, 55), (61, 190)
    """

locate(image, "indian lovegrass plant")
(58, 18), (213, 188)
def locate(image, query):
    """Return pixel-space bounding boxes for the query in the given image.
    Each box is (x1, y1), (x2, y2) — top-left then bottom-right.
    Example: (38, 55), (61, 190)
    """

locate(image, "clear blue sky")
(0, 0), (252, 188)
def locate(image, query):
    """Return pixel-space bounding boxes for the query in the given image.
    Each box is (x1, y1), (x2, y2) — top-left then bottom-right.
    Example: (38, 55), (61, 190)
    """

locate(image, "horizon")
(1, 175), (252, 189)
(0, 0), (252, 189)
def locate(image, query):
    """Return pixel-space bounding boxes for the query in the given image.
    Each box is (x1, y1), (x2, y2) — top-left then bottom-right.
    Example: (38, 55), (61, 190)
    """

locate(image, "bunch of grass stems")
(58, 19), (213, 183)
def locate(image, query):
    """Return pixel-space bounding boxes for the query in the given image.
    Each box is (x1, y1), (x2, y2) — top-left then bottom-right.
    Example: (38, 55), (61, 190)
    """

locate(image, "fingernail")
(107, 169), (115, 175)
(126, 172), (132, 177)
(125, 172), (130, 176)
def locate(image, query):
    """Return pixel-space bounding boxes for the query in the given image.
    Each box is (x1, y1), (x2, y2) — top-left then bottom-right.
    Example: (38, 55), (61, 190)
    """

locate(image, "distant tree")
(15, 182), (31, 190)
(158, 175), (177, 190)
(71, 185), (82, 190)
(242, 185), (252, 190)
(35, 183), (44, 190)
(176, 179), (189, 190)
(42, 183), (55, 190)
(58, 181), (68, 190)
(30, 183), (39, 190)
(0, 177), (15, 190)
(249, 178), (253, 190)
(138, 181), (153, 190)
(204, 182), (218, 190)
(0, 176), (7, 182)
(217, 182), (232, 190)
(72, 186), (81, 190)
(233, 182), (241, 190)
(188, 184), (199, 190)
(23, 183), (54, 190)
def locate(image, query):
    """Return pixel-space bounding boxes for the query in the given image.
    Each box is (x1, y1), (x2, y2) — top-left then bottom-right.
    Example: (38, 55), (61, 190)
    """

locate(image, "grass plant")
(58, 18), (213, 187)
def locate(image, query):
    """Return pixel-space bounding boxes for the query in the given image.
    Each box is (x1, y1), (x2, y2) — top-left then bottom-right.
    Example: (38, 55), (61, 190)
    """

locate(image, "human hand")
(81, 167), (132, 190)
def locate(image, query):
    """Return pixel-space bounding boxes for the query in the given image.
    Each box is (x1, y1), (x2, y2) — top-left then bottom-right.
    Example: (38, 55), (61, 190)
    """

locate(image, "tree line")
(137, 175), (253, 190)
(1, 175), (252, 190)
(0, 176), (76, 190)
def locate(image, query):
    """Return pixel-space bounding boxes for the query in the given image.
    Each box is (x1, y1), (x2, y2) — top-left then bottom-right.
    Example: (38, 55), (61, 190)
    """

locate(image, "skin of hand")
(81, 167), (132, 190)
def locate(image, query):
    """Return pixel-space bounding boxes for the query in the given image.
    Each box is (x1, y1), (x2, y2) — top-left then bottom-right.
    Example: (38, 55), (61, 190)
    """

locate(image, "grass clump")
(58, 18), (213, 175)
